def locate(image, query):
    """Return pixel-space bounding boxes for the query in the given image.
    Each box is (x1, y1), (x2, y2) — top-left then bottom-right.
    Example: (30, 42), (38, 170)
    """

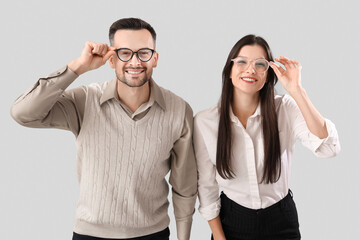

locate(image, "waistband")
(221, 190), (294, 215)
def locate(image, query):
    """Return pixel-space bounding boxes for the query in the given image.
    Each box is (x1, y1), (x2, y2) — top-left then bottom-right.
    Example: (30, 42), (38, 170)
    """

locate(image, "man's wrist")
(68, 59), (86, 76)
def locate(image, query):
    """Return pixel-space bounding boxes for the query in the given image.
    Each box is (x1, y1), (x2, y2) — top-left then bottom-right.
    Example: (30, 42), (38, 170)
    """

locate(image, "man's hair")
(109, 18), (157, 47)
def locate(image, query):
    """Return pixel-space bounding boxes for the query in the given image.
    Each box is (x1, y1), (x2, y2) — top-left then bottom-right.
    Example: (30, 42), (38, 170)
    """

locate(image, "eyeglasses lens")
(254, 59), (268, 72)
(117, 49), (133, 61)
(234, 58), (269, 73)
(137, 49), (153, 62)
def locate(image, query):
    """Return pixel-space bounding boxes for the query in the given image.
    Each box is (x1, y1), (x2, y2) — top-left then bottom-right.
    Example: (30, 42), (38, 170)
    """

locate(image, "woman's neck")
(232, 91), (259, 128)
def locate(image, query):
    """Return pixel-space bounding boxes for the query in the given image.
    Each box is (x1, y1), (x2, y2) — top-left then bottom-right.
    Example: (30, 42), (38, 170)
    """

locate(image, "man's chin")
(117, 77), (149, 88)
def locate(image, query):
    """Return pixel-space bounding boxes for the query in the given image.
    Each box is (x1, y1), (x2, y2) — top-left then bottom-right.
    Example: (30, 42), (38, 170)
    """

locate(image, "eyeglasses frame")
(115, 48), (155, 62)
(231, 56), (270, 73)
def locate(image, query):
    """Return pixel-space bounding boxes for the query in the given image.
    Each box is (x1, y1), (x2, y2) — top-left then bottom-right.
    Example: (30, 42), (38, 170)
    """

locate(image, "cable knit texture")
(73, 81), (185, 238)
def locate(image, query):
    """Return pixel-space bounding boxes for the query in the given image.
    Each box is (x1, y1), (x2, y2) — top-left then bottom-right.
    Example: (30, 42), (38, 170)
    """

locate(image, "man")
(11, 18), (197, 240)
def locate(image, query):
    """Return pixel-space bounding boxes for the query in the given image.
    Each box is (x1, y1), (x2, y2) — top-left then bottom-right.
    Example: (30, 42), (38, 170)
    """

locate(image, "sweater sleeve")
(10, 66), (86, 136)
(169, 102), (197, 240)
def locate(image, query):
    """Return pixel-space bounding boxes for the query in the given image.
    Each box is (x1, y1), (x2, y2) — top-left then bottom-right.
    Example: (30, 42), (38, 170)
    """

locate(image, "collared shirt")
(99, 76), (165, 121)
(193, 95), (340, 221)
(11, 66), (197, 240)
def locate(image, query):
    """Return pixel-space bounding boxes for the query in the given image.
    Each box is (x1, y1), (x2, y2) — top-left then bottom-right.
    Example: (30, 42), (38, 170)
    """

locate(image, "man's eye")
(139, 51), (150, 55)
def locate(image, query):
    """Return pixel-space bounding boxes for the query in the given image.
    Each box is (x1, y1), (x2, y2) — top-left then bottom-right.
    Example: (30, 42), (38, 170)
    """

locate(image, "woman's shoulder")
(194, 104), (220, 130)
(195, 104), (219, 120)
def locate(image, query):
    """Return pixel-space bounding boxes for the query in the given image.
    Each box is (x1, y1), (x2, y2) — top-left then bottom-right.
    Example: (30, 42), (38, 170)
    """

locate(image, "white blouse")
(193, 95), (340, 221)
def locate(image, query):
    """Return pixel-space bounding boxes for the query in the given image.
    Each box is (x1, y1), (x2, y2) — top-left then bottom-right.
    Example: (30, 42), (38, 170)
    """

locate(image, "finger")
(286, 57), (299, 68)
(270, 62), (283, 77)
(90, 42), (98, 54)
(275, 57), (287, 66)
(84, 41), (95, 55)
(282, 56), (300, 69)
(270, 61), (281, 69)
(272, 62), (285, 74)
(278, 56), (294, 69)
(101, 44), (109, 56)
(95, 43), (110, 56)
(98, 43), (107, 56)
(98, 43), (104, 56)
(289, 60), (298, 69)
(271, 61), (285, 74)
(93, 43), (102, 55)
(280, 56), (290, 61)
(292, 60), (302, 69)
(103, 49), (116, 63)
(93, 43), (106, 56)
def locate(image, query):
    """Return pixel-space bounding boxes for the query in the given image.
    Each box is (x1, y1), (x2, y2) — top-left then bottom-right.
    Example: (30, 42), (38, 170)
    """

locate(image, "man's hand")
(68, 41), (116, 75)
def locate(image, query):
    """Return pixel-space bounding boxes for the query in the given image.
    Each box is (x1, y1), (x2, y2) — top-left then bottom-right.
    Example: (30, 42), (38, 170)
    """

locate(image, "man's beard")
(116, 67), (150, 88)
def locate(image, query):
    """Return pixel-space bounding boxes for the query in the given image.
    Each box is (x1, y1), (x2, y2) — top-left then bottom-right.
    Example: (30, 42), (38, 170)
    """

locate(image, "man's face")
(109, 29), (158, 88)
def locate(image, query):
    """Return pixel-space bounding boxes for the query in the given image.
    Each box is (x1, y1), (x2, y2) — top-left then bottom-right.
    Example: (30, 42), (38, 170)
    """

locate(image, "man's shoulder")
(157, 85), (187, 103)
(86, 81), (109, 91)
(156, 84), (191, 114)
(76, 80), (111, 98)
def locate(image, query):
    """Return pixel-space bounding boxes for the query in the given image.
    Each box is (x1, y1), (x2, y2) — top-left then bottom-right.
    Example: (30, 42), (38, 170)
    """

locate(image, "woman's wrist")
(288, 85), (305, 99)
(212, 234), (226, 240)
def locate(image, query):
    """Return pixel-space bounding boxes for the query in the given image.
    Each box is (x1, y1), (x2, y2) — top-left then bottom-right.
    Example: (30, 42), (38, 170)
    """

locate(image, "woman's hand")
(270, 56), (303, 95)
(208, 216), (226, 240)
(271, 56), (329, 139)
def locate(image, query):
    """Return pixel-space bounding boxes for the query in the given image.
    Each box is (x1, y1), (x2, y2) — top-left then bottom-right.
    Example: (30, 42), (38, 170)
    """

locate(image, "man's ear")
(109, 55), (115, 69)
(152, 52), (159, 68)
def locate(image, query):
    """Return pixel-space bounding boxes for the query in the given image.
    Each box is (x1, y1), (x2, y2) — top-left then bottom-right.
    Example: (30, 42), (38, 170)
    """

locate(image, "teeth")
(242, 78), (255, 82)
(127, 70), (143, 74)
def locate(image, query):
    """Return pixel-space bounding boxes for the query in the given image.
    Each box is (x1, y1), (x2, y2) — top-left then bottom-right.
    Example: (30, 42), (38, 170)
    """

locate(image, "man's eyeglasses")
(231, 56), (270, 73)
(115, 48), (155, 62)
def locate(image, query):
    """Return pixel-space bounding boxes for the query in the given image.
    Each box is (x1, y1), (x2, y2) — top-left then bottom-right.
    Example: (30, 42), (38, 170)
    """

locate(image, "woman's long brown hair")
(216, 35), (281, 183)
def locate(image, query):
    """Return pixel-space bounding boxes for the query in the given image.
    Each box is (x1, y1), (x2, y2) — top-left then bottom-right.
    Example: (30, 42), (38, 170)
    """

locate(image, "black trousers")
(212, 190), (301, 240)
(73, 227), (170, 240)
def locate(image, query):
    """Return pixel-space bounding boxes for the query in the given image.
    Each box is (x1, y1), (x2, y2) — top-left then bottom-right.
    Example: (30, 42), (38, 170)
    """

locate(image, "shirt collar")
(100, 78), (117, 105)
(99, 78), (166, 111)
(252, 102), (261, 118)
(151, 79), (166, 110)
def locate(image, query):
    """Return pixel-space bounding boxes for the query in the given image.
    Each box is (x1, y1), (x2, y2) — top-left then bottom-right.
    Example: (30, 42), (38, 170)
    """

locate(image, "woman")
(193, 35), (340, 240)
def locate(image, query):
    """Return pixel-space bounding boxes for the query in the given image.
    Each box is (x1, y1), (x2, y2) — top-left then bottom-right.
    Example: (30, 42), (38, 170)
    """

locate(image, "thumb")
(270, 62), (282, 78)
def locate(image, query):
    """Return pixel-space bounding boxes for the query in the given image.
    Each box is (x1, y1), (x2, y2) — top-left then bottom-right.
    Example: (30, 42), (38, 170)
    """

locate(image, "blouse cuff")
(311, 119), (340, 156)
(198, 197), (221, 221)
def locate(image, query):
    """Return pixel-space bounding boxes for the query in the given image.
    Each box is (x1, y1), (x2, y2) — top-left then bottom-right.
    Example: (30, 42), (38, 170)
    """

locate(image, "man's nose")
(128, 53), (142, 66)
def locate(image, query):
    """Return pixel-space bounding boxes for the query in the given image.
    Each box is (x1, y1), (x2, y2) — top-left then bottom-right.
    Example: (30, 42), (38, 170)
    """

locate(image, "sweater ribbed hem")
(73, 218), (170, 239)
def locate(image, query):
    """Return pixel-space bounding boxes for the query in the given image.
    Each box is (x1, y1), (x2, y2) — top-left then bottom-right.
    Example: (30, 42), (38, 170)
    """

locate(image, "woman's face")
(230, 44), (268, 97)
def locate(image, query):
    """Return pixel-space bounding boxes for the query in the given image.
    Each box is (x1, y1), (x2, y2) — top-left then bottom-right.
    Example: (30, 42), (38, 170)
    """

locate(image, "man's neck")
(116, 80), (151, 113)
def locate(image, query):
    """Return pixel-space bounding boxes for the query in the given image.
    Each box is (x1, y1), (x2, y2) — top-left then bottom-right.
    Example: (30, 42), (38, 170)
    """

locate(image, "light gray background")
(1, 0), (359, 239)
